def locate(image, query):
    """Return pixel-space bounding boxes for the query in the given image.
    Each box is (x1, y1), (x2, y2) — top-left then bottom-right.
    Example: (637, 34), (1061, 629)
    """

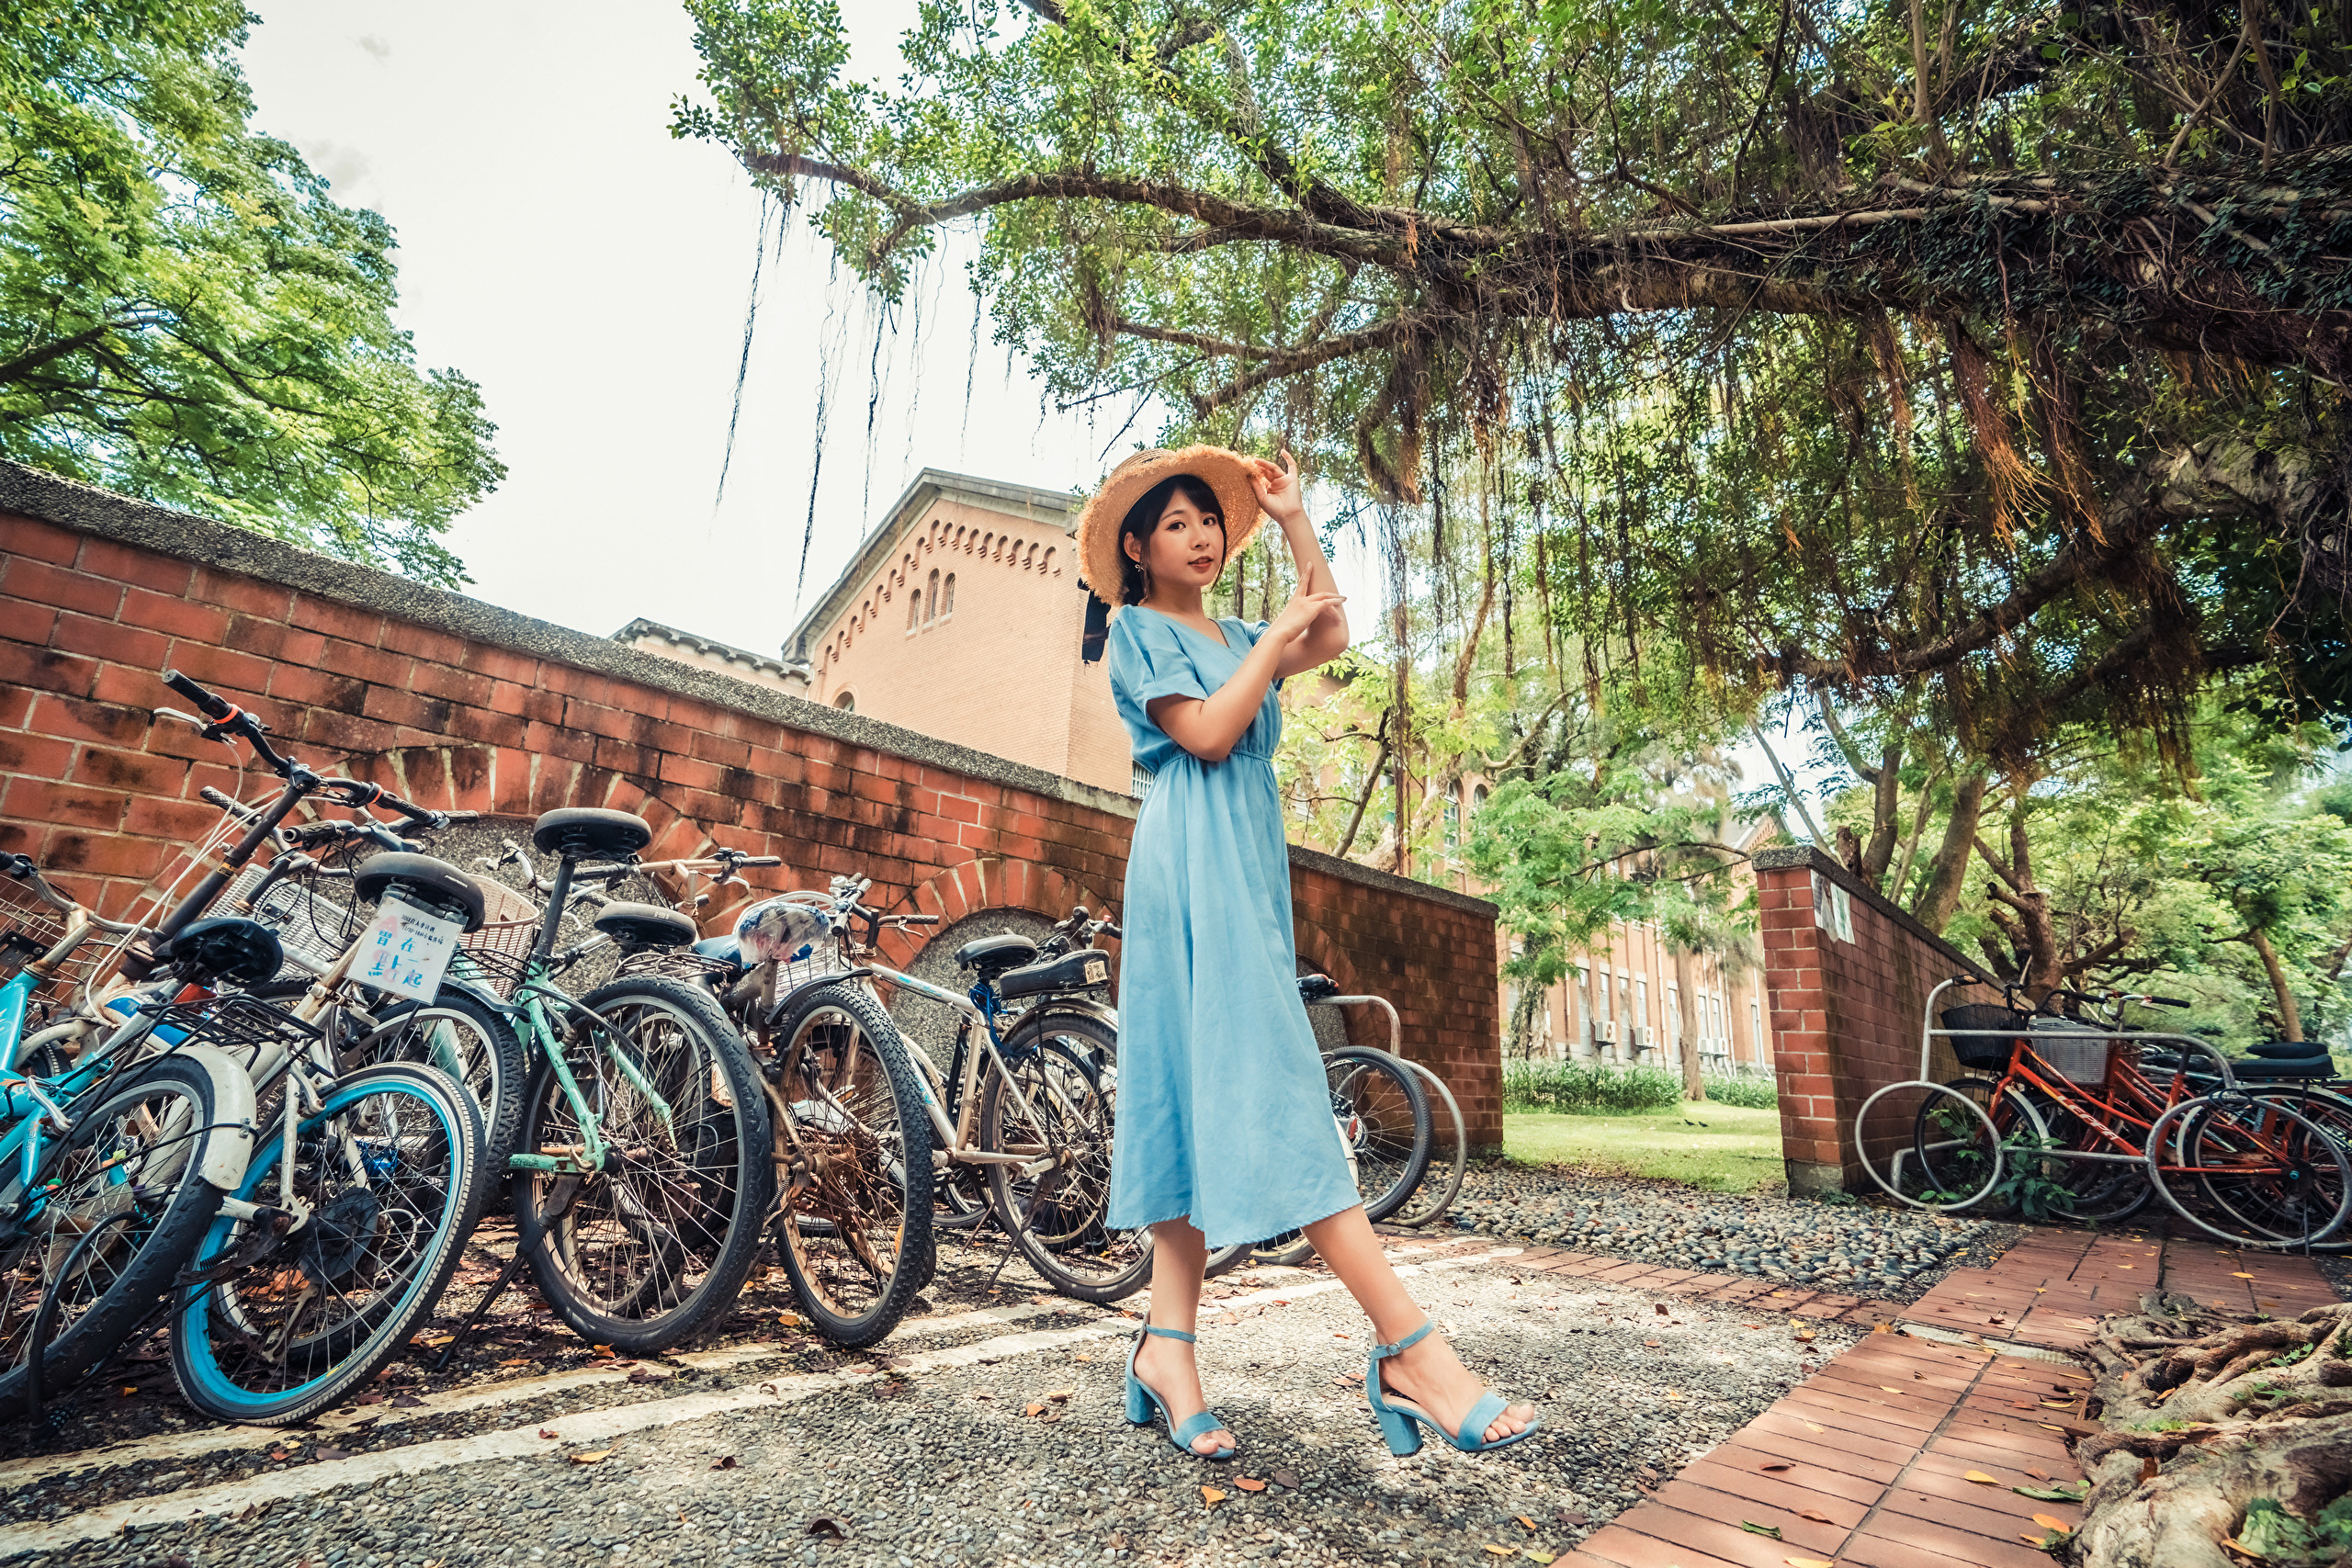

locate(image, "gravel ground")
(2, 1239), (1843, 1568)
(1448, 1164), (2019, 1300)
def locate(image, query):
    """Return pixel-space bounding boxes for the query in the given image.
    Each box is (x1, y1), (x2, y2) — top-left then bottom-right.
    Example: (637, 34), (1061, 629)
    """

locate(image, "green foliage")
(1702, 1072), (1779, 1111)
(1501, 1059), (1682, 1114)
(1, 2), (501, 582)
(2236, 1497), (2352, 1566)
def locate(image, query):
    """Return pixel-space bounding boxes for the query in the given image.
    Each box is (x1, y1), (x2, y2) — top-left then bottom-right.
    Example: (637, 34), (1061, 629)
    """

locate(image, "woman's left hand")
(1249, 449), (1309, 527)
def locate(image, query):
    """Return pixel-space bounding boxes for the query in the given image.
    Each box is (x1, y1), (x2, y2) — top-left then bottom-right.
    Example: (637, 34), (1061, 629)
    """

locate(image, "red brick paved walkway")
(1496, 1224), (2341, 1567)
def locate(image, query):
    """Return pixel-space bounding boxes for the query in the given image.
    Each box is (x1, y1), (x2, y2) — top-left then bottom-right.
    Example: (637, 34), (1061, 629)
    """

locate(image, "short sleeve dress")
(1102, 605), (1360, 1248)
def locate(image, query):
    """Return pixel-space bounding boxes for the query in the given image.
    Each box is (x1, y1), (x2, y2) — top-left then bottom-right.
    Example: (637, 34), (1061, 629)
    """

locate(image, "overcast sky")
(236, 1), (1817, 813)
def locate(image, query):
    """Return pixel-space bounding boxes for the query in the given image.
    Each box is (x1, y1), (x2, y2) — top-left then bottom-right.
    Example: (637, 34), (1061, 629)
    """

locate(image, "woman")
(1078, 444), (1538, 1461)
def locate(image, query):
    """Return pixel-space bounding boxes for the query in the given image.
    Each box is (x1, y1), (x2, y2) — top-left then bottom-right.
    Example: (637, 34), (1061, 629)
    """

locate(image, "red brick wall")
(1756, 846), (2001, 1193)
(0, 467), (1502, 1155)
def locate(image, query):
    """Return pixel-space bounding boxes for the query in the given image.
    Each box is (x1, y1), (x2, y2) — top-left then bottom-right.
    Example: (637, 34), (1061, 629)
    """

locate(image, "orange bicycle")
(1859, 976), (2351, 1249)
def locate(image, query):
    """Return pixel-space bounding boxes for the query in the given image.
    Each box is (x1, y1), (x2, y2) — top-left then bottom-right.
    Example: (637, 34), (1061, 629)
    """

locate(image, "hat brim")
(1075, 446), (1266, 605)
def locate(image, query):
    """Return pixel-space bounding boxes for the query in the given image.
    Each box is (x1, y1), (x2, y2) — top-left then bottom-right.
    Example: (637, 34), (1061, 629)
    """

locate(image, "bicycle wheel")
(2157, 1094), (2352, 1248)
(1386, 1059), (1468, 1229)
(766, 981), (934, 1348)
(1246, 1045), (1433, 1266)
(983, 1012), (1151, 1304)
(0, 1055), (247, 1416)
(258, 978), (526, 1223)
(2011, 1083), (2154, 1226)
(169, 1061), (481, 1426)
(514, 976), (775, 1356)
(1910, 1076), (2054, 1217)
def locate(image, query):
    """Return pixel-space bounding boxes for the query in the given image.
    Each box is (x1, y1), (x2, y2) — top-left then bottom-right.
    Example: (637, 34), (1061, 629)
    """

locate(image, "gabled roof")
(786, 469), (1077, 657)
(612, 616), (805, 681)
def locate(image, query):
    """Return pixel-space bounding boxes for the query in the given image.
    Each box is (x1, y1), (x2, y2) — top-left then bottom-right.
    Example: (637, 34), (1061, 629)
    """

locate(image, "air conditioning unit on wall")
(1592, 1020), (1618, 1043)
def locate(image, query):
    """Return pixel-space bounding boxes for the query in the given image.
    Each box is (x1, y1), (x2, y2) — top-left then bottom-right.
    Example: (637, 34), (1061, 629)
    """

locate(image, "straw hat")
(1075, 446), (1264, 604)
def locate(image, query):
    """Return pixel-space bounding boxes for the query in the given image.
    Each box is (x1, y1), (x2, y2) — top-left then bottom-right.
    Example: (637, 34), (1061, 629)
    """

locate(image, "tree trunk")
(1912, 768), (1985, 934)
(1673, 945), (1704, 1100)
(2247, 926), (2304, 1042)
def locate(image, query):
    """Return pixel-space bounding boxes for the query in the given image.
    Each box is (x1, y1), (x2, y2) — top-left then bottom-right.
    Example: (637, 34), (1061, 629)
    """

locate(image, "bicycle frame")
(853, 964), (1073, 1175)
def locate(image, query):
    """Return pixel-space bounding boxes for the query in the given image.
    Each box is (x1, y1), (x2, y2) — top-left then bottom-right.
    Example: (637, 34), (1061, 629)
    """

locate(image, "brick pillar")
(1755, 846), (2001, 1194)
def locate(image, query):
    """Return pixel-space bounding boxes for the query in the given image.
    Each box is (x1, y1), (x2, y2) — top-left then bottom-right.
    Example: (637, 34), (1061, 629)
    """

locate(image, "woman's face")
(1129, 489), (1226, 593)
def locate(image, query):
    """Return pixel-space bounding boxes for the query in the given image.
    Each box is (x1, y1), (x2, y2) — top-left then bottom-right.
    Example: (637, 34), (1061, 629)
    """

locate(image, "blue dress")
(1102, 605), (1360, 1248)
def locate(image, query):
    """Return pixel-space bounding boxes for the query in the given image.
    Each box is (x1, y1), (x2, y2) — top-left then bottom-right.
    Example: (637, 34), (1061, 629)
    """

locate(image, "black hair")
(1115, 474), (1225, 606)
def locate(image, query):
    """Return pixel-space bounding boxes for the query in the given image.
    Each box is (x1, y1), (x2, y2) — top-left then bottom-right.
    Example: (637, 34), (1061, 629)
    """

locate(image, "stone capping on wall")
(0, 458), (1493, 920)
(1750, 842), (2000, 989)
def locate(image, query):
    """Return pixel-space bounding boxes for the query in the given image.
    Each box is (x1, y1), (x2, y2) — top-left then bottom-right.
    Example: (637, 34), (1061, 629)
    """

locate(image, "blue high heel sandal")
(1365, 1320), (1540, 1457)
(1125, 1325), (1236, 1460)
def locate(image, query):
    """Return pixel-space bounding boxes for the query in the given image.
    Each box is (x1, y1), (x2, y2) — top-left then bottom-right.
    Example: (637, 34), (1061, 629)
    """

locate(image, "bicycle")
(1860, 975), (2352, 1250)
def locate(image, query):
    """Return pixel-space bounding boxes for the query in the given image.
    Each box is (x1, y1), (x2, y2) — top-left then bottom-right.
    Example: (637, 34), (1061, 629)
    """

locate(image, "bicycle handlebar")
(162, 668), (233, 721)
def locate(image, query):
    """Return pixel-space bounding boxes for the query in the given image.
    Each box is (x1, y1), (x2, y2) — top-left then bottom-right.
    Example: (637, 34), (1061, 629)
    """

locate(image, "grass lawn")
(1502, 1102), (1786, 1194)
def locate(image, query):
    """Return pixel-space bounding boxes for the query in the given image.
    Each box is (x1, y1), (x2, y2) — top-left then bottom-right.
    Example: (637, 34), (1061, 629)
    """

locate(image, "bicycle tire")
(2005, 1080), (2154, 1226)
(1387, 1057), (1466, 1228)
(255, 978), (526, 1224)
(983, 1013), (1151, 1304)
(0, 1055), (245, 1416)
(766, 981), (935, 1348)
(1242, 1045), (1432, 1266)
(169, 1062), (481, 1426)
(1911, 1075), (2051, 1217)
(514, 976), (775, 1357)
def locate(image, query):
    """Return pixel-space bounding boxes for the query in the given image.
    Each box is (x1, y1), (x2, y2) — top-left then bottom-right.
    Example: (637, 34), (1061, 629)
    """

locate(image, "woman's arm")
(1249, 452), (1350, 677)
(1148, 590), (1345, 762)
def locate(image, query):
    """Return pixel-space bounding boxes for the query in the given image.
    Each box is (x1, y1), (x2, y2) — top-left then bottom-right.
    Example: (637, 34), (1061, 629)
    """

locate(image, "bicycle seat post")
(534, 837), (585, 965)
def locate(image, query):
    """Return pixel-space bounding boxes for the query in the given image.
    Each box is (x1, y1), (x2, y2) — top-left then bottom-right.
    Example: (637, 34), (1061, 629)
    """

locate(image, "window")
(1665, 983), (1679, 1042)
(1596, 969), (1612, 1021)
(941, 573), (956, 616)
(907, 592), (921, 631)
(1634, 977), (1648, 1035)
(926, 569), (940, 621)
(832, 691), (855, 713)
(1472, 783), (1489, 813)
(1043, 547), (1056, 574)
(1131, 761), (1153, 798)
(1442, 790), (1460, 858)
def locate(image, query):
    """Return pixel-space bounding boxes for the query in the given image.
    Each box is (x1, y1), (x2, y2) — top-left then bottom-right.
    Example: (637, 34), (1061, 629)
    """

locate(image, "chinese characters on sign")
(357, 897), (461, 1002)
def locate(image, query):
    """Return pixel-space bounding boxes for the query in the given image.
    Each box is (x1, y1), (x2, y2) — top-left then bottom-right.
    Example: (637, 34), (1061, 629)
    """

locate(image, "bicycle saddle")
(956, 932), (1037, 978)
(531, 807), (652, 860)
(2248, 1040), (2324, 1058)
(353, 852), (488, 933)
(592, 902), (698, 949)
(2224, 1055), (2335, 1080)
(1297, 973), (1340, 1003)
(164, 917), (284, 988)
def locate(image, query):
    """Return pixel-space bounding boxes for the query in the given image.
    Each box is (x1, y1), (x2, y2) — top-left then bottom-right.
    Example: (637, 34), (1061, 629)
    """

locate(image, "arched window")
(907, 592), (921, 630)
(1043, 547), (1056, 574)
(832, 691), (855, 713)
(1472, 784), (1490, 811)
(1442, 790), (1462, 858)
(926, 569), (940, 621)
(942, 573), (956, 616)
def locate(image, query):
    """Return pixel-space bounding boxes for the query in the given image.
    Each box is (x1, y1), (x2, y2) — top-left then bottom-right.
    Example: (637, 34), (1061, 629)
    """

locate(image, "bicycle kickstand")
(436, 1175), (581, 1372)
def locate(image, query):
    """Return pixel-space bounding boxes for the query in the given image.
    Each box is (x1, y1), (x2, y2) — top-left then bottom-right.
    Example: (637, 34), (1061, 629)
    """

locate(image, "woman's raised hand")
(1249, 449), (1308, 526)
(1270, 587), (1345, 645)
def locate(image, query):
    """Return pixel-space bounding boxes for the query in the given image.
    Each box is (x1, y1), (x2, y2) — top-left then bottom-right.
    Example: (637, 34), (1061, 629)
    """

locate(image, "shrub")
(1501, 1059), (1682, 1114)
(1702, 1071), (1779, 1110)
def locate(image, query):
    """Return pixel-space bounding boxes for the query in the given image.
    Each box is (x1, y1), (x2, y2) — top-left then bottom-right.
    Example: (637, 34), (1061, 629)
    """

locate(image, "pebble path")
(1447, 1166), (2016, 1299)
(0, 1174), (1889, 1568)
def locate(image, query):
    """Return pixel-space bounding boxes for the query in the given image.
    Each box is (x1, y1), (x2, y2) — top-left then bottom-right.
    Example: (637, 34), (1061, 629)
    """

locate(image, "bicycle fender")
(1020, 997), (1119, 1032)
(764, 966), (876, 1029)
(164, 1044), (259, 1191)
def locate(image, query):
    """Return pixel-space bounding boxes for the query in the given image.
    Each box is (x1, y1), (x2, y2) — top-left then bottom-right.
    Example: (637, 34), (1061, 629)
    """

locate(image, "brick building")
(786, 470), (1133, 796)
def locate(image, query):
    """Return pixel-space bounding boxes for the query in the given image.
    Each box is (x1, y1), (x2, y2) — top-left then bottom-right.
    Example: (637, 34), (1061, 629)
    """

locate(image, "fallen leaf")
(238, 1505), (259, 1523)
(1965, 1472), (2003, 1485)
(2033, 1515), (2074, 1533)
(119, 1385), (137, 1397)
(2025, 1469), (2050, 1481)
(1871, 1322), (1892, 1335)
(499, 1358), (528, 1367)
(1645, 1340), (1662, 1348)
(2016, 1483), (2089, 1502)
(1201, 1486), (1226, 1507)
(1761, 1462), (1792, 1472)
(1482, 1548), (1514, 1558)
(1800, 1421), (1824, 1434)
(1333, 1332), (1351, 1340)
(1555, 1508), (1589, 1526)
(1516, 1516), (1537, 1531)
(1798, 1511), (1836, 1525)
(1740, 1521), (1784, 1540)
(1023, 1403), (1046, 1417)
(1272, 1469), (1300, 1488)
(1073, 1355), (1092, 1363)
(2232, 1271), (2255, 1280)
(2040, 1400), (2075, 1409)
(570, 1450), (610, 1464)
(1525, 1553), (1557, 1565)
(2142, 1456), (2162, 1482)
(1046, 1389), (1073, 1403)
(1235, 1477), (1267, 1493)
(1881, 1386), (1902, 1393)
(1656, 1304), (1669, 1315)
(591, 1345), (616, 1359)
(313, 1447), (349, 1462)
(712, 1456), (738, 1471)
(538, 1428), (558, 1438)
(1793, 1331), (1816, 1343)
(805, 1515), (849, 1541)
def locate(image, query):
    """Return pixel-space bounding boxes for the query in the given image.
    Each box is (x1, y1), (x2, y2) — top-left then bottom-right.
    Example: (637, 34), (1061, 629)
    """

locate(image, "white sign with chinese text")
(356, 897), (461, 1002)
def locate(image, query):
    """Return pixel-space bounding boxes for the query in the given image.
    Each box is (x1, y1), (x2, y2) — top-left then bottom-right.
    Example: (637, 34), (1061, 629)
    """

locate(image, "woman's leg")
(1131, 1218), (1236, 1454)
(1302, 1205), (1535, 1444)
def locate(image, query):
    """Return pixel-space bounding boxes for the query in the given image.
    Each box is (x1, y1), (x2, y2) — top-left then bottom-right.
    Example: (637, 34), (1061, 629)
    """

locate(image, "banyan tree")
(676, 0), (2352, 910)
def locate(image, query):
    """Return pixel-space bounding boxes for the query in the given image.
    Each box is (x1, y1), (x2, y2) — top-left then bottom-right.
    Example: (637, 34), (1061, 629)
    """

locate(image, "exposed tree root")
(2067, 1293), (2352, 1567)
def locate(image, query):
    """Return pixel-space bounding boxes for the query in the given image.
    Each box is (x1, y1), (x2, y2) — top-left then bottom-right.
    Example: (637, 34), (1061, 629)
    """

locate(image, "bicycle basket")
(218, 863), (357, 976)
(1939, 1003), (2028, 1070)
(2029, 1021), (2112, 1086)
